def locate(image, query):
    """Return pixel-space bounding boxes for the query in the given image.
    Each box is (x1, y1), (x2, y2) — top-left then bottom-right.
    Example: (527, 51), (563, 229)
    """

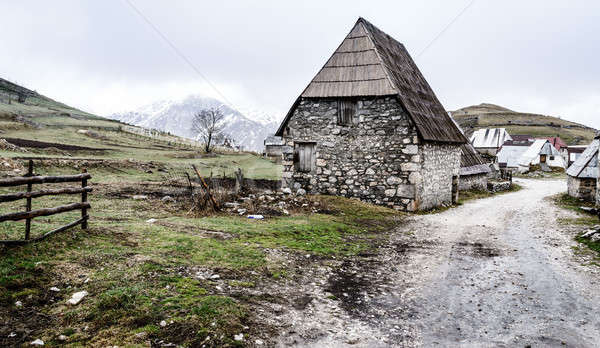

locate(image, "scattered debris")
(146, 218), (158, 224)
(255, 339), (264, 345)
(234, 333), (244, 342)
(8, 332), (16, 338)
(49, 287), (60, 292)
(133, 195), (148, 200)
(15, 300), (22, 307)
(77, 129), (107, 140)
(0, 139), (28, 153)
(248, 215), (264, 220)
(58, 335), (68, 341)
(210, 274), (221, 280)
(160, 320), (167, 327)
(67, 291), (88, 305)
(161, 195), (176, 203)
(30, 339), (44, 346)
(580, 207), (599, 215)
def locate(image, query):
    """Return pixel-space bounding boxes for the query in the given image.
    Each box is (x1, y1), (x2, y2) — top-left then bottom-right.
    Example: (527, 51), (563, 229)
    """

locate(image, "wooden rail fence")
(0, 160), (92, 245)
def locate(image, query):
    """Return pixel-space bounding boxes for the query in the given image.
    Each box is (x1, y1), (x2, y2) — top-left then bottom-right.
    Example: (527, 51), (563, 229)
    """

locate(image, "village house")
(497, 139), (534, 170)
(469, 128), (512, 156)
(275, 18), (466, 211)
(263, 135), (285, 157)
(547, 136), (568, 162)
(517, 139), (566, 173)
(459, 143), (491, 191)
(567, 145), (588, 167)
(567, 136), (598, 202)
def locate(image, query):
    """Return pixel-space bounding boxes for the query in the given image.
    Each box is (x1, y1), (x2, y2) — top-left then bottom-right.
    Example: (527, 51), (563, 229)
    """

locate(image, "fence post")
(24, 160), (33, 240)
(81, 168), (88, 230)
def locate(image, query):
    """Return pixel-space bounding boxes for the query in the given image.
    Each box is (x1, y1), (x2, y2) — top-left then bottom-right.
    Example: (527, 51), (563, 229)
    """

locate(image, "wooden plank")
(24, 160), (33, 240)
(81, 169), (88, 229)
(0, 202), (91, 222)
(0, 186), (93, 203)
(0, 173), (92, 187)
(191, 165), (220, 211)
(0, 216), (87, 246)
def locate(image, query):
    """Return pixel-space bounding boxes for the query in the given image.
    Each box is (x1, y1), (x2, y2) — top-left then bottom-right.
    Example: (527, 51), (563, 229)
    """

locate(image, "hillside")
(109, 95), (280, 152)
(451, 103), (597, 145)
(0, 78), (281, 180)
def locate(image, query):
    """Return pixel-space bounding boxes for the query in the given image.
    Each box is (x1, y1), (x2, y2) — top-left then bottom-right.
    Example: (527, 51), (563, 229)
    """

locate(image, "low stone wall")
(459, 173), (488, 191)
(487, 180), (511, 193)
(568, 176), (597, 202)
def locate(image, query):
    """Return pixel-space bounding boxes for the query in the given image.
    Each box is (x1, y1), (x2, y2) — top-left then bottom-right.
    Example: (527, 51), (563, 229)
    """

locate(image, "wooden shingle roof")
(276, 17), (466, 144)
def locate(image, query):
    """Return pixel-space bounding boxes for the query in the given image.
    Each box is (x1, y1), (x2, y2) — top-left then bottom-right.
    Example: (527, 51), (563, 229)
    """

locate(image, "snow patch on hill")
(108, 95), (281, 152)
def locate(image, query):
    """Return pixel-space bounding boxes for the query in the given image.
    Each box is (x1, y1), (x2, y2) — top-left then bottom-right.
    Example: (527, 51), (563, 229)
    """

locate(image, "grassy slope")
(0, 81), (402, 346)
(452, 103), (597, 145)
(553, 193), (600, 266)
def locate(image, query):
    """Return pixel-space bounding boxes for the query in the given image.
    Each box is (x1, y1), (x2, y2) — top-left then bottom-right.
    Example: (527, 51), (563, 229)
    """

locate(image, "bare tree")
(191, 107), (226, 153)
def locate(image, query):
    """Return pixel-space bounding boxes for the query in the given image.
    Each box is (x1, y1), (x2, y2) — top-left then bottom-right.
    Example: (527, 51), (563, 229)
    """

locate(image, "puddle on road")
(455, 241), (501, 258)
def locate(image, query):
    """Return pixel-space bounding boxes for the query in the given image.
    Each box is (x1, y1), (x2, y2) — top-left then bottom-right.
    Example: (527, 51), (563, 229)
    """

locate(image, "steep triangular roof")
(566, 139), (599, 179)
(276, 18), (466, 144)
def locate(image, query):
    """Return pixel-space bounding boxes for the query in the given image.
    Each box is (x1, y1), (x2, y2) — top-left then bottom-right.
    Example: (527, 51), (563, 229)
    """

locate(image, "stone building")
(459, 143), (491, 191)
(275, 18), (466, 211)
(567, 137), (598, 202)
(263, 135), (284, 157)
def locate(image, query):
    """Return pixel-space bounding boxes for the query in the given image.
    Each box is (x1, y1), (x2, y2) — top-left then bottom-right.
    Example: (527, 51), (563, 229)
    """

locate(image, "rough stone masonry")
(281, 97), (461, 211)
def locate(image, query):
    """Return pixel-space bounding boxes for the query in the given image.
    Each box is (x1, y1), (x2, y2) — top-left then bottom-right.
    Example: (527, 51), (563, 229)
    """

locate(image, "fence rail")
(0, 160), (92, 245)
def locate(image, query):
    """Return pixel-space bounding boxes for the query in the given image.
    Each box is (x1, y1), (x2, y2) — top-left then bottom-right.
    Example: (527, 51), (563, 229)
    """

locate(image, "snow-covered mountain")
(108, 95), (281, 152)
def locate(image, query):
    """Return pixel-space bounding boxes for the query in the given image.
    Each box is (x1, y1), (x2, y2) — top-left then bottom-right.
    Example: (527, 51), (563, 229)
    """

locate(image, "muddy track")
(270, 179), (600, 347)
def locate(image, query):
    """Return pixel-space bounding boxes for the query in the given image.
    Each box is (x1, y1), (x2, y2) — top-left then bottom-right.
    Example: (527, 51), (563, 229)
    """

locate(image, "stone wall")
(281, 97), (422, 211)
(568, 176), (597, 202)
(417, 143), (461, 210)
(459, 173), (488, 191)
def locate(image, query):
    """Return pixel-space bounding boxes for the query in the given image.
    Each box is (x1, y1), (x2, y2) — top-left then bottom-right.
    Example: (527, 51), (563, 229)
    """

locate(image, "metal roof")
(264, 135), (284, 146)
(566, 139), (598, 179)
(497, 145), (530, 168)
(470, 128), (512, 149)
(517, 139), (565, 169)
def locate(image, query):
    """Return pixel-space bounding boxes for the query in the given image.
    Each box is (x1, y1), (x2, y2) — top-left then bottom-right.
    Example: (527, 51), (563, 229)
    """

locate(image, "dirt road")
(273, 179), (600, 347)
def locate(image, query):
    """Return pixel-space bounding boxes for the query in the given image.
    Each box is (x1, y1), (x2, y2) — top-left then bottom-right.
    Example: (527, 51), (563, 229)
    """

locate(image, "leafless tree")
(191, 107), (226, 153)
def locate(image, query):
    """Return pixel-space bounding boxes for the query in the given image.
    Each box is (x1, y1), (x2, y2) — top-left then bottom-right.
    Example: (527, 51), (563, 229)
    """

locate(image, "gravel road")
(273, 179), (600, 347)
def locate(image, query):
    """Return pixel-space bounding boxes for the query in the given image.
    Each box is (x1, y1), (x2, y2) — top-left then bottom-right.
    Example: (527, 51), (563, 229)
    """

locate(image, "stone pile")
(224, 190), (323, 216)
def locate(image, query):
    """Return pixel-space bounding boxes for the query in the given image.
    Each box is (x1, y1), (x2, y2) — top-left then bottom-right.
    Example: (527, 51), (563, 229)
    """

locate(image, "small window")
(550, 156), (555, 161)
(294, 142), (316, 173)
(337, 100), (356, 125)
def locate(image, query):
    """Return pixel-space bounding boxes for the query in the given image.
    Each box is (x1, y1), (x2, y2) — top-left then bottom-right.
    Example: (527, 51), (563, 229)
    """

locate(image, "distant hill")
(109, 95), (280, 152)
(0, 77), (100, 120)
(451, 103), (597, 145)
(0, 77), (207, 160)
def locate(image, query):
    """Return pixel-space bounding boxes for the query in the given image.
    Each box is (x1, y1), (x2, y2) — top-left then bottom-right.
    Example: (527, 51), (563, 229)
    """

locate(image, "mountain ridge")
(108, 95), (280, 152)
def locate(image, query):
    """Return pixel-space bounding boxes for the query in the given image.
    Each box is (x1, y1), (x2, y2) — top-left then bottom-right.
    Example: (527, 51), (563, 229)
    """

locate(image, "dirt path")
(273, 179), (600, 347)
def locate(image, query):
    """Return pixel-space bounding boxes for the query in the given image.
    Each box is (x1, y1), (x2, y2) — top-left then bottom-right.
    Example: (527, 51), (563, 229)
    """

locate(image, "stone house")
(263, 135), (285, 157)
(459, 143), (490, 191)
(567, 137), (598, 202)
(274, 18), (466, 211)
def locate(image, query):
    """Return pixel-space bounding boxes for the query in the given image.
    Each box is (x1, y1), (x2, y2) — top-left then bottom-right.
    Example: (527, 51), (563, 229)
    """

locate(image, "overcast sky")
(1, 0), (599, 128)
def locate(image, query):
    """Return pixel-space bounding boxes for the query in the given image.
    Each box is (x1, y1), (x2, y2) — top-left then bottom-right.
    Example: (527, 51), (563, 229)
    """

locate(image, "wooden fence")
(0, 160), (92, 245)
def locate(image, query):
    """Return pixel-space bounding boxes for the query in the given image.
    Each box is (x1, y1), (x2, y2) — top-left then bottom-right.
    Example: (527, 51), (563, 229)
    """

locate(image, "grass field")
(0, 87), (404, 346)
(0, 169), (400, 346)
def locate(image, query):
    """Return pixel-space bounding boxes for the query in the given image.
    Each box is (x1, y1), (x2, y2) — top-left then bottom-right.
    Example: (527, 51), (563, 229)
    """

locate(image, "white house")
(470, 128), (512, 156)
(517, 139), (566, 173)
(566, 138), (598, 202)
